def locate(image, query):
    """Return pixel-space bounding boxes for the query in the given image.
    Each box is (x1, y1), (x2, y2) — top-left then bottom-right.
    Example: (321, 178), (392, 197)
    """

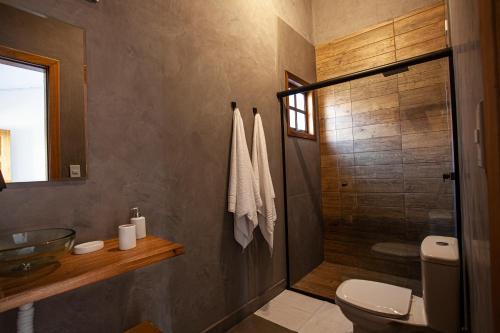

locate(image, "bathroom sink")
(0, 228), (75, 275)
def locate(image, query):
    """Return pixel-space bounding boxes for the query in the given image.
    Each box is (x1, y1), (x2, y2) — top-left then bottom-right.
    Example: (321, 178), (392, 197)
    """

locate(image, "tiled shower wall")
(315, 2), (447, 81)
(315, 2), (455, 285)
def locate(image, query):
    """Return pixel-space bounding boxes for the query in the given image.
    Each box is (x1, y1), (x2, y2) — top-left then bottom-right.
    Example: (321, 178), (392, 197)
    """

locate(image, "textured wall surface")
(0, 1), (317, 332)
(277, 19), (323, 285)
(448, 0), (494, 331)
(311, 0), (441, 45)
(273, 0), (313, 43)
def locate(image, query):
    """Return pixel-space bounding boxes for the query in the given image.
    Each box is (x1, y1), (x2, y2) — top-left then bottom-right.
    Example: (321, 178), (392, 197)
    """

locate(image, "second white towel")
(252, 113), (277, 255)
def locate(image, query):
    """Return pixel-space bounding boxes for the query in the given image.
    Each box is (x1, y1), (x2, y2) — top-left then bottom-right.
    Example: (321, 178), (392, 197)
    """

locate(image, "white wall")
(0, 62), (48, 182)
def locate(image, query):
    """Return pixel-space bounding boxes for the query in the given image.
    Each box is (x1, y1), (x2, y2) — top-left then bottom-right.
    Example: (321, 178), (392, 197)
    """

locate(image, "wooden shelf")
(0, 236), (184, 312)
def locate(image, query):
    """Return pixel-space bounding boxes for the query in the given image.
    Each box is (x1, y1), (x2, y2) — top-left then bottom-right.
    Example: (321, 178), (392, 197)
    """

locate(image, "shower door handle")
(442, 172), (456, 182)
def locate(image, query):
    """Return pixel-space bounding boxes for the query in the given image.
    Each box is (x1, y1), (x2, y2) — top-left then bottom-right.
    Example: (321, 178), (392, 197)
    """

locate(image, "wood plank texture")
(352, 94), (399, 114)
(394, 3), (445, 35)
(352, 108), (400, 127)
(315, 2), (446, 81)
(316, 23), (394, 58)
(353, 123), (401, 140)
(354, 136), (402, 153)
(0, 236), (185, 312)
(313, 2), (454, 293)
(395, 21), (445, 50)
(354, 151), (403, 166)
(402, 131), (451, 149)
(396, 36), (446, 60)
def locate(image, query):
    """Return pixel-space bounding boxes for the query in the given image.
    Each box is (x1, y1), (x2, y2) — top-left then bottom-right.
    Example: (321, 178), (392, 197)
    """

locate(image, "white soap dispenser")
(130, 207), (147, 239)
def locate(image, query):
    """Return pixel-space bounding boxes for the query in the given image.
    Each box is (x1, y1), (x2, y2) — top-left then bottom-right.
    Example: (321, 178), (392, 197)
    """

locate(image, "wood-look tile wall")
(316, 2), (447, 81)
(315, 2), (454, 281)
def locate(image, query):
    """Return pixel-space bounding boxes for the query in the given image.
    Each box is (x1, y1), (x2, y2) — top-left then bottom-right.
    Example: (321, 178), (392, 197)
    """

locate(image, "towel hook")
(253, 107), (258, 115)
(231, 101), (237, 111)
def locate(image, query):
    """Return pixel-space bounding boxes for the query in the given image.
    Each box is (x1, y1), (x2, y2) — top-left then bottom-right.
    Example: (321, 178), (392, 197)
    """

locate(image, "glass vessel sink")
(0, 228), (75, 275)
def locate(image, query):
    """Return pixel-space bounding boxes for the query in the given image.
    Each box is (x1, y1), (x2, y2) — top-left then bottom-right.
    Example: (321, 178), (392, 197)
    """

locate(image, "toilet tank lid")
(421, 236), (459, 266)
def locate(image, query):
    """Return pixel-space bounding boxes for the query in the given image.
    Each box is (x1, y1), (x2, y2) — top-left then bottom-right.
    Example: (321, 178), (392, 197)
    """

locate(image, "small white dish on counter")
(73, 240), (104, 254)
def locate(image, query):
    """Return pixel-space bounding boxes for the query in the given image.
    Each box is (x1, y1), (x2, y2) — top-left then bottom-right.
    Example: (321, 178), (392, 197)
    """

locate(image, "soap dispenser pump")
(130, 207), (146, 239)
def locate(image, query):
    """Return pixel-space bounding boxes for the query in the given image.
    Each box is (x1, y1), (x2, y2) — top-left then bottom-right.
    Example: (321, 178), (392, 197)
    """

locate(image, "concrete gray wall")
(311, 0), (441, 44)
(448, 0), (494, 331)
(272, 0), (314, 43)
(0, 1), (317, 332)
(277, 19), (323, 285)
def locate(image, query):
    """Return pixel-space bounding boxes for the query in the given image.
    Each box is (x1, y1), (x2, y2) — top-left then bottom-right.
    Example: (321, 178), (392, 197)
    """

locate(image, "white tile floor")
(255, 290), (353, 333)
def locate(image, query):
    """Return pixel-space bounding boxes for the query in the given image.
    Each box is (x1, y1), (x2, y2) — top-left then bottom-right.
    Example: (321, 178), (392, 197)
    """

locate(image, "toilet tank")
(421, 236), (460, 333)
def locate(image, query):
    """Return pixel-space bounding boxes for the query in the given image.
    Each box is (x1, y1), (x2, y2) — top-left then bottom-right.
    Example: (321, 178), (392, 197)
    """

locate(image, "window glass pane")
(0, 59), (47, 182)
(288, 95), (295, 107)
(297, 112), (306, 131)
(307, 92), (314, 135)
(289, 110), (296, 128)
(296, 93), (305, 110)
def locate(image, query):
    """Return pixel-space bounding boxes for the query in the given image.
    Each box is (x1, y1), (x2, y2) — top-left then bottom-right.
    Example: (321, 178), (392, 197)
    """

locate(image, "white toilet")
(335, 236), (460, 333)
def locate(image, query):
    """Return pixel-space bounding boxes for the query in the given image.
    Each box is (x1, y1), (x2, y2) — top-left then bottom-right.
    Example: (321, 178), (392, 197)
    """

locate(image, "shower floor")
(292, 261), (421, 301)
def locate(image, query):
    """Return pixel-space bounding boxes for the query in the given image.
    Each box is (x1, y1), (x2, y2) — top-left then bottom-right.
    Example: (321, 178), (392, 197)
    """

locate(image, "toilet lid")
(336, 279), (412, 319)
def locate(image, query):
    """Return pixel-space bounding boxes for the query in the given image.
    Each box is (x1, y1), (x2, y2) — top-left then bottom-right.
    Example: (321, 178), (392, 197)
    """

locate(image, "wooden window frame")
(285, 71), (316, 140)
(0, 45), (60, 180)
(0, 129), (11, 182)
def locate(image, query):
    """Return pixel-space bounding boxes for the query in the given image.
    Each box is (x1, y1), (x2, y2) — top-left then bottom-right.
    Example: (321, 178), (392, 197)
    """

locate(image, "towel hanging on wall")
(228, 108), (262, 249)
(252, 112), (277, 255)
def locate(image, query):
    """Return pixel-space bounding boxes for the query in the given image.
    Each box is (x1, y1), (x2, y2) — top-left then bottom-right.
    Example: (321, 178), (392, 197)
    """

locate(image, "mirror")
(0, 2), (86, 183)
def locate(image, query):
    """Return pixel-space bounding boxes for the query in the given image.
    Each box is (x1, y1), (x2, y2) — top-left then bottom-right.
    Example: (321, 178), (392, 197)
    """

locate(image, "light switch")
(69, 164), (81, 178)
(474, 129), (481, 144)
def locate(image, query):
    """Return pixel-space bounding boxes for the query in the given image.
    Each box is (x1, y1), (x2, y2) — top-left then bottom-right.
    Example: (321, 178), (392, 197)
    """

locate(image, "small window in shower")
(285, 71), (316, 140)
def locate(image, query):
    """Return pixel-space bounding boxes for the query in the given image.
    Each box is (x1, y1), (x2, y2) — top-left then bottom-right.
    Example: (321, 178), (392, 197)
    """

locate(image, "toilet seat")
(336, 279), (412, 319)
(337, 293), (429, 332)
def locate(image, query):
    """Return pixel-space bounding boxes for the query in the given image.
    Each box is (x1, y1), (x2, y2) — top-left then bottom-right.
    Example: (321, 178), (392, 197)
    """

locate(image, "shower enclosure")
(279, 49), (460, 302)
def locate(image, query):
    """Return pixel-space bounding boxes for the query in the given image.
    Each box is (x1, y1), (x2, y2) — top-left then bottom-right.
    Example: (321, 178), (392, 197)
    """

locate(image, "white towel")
(252, 113), (277, 255)
(228, 108), (262, 249)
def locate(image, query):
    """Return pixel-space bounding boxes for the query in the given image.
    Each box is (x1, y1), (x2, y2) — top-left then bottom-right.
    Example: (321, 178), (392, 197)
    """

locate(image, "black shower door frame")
(276, 47), (468, 330)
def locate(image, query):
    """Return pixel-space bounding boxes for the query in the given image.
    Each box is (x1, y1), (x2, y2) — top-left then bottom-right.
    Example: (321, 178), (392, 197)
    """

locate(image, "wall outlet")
(69, 164), (81, 178)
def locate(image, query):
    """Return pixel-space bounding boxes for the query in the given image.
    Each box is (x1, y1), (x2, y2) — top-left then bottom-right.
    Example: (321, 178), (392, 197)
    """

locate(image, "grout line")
(394, 1), (444, 22)
(394, 19), (445, 38)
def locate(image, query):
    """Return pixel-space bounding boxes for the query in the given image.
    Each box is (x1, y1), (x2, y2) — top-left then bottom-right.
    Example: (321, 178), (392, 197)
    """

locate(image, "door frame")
(477, 0), (500, 329)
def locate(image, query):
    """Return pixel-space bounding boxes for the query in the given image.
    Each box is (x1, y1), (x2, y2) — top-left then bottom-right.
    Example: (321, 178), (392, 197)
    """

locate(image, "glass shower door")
(292, 57), (457, 301)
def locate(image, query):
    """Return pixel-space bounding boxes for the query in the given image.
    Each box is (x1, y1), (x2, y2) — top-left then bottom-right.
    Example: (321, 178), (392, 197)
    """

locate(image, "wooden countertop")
(0, 236), (184, 312)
